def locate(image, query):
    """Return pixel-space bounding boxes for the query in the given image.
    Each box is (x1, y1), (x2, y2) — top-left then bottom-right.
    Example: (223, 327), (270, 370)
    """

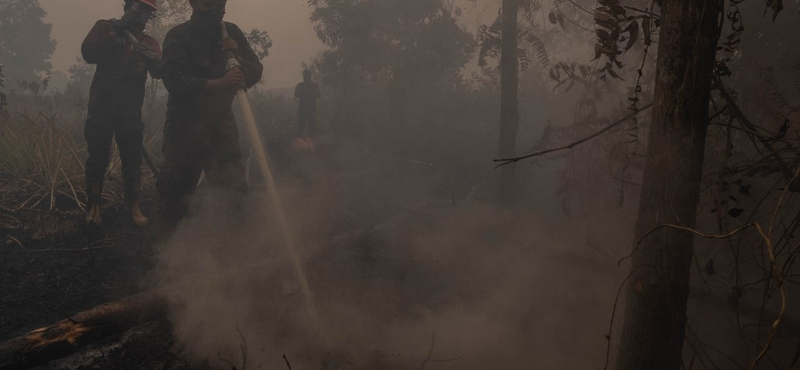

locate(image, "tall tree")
(0, 0), (55, 86)
(309, 0), (472, 87)
(616, 1), (723, 369)
(498, 0), (519, 203)
(309, 0), (472, 139)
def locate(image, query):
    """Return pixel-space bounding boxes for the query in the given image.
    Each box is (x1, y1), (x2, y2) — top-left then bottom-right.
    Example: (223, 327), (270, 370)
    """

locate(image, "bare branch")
(283, 354), (293, 370)
(494, 103), (653, 168)
(420, 331), (461, 370)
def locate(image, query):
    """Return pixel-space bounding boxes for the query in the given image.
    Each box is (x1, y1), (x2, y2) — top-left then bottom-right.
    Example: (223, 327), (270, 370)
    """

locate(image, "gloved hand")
(135, 43), (160, 62)
(110, 17), (132, 33)
(138, 46), (162, 73)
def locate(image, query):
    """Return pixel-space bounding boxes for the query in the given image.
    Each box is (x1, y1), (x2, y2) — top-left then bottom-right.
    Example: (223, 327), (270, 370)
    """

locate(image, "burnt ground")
(0, 136), (464, 369)
(0, 198), (158, 340)
(0, 135), (623, 369)
(0, 189), (178, 369)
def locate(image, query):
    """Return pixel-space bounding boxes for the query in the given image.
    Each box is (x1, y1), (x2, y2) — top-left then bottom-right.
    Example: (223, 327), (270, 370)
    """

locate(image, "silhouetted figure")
(81, 0), (161, 228)
(156, 0), (263, 229)
(294, 70), (321, 138)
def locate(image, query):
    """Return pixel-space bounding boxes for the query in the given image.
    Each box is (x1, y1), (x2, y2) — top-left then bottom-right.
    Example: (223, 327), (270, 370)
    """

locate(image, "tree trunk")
(616, 2), (722, 370)
(498, 0), (519, 203)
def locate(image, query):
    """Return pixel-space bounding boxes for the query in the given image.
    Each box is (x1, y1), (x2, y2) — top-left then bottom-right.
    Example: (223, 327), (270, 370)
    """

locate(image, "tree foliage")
(245, 29), (273, 61)
(146, 0), (192, 43)
(65, 58), (94, 99)
(477, 0), (549, 71)
(146, 0), (272, 61)
(309, 0), (473, 87)
(0, 0), (56, 86)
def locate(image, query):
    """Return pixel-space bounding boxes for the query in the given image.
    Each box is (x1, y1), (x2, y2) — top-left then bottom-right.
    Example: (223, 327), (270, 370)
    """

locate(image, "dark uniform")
(157, 19), (262, 223)
(294, 79), (320, 137)
(81, 20), (162, 210)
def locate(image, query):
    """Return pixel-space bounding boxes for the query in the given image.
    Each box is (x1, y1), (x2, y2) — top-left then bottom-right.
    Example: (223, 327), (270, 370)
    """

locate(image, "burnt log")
(0, 290), (166, 370)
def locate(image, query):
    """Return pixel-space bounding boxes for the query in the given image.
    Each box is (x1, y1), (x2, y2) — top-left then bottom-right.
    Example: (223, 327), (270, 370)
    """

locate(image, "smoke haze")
(4, 0), (800, 369)
(40, 0), (325, 88)
(152, 145), (636, 369)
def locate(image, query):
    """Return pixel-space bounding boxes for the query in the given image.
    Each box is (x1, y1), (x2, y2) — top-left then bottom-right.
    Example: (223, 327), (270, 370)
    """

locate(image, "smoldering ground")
(149, 134), (636, 370)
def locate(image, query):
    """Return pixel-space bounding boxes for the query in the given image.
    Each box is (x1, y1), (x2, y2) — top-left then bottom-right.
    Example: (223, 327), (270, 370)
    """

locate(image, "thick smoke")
(151, 134), (636, 369)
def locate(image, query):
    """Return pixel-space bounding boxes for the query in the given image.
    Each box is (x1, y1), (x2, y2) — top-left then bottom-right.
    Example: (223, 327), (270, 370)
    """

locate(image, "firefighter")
(294, 70), (321, 138)
(156, 0), (263, 227)
(82, 0), (162, 228)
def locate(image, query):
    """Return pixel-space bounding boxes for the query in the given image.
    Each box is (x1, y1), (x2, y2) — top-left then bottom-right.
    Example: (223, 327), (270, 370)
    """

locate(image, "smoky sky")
(40, 0), (326, 88)
(38, 0), (501, 89)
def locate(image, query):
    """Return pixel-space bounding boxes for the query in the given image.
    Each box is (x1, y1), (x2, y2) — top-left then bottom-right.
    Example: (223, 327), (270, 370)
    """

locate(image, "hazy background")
(38, 0), (503, 89)
(40, 0), (326, 88)
(3, 1), (800, 368)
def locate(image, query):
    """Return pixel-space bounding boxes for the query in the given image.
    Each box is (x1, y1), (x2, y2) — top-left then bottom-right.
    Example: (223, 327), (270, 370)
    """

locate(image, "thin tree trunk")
(498, 0), (519, 203)
(616, 2), (722, 370)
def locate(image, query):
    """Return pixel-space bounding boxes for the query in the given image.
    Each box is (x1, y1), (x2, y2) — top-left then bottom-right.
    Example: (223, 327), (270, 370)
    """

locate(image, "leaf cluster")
(592, 0), (656, 80)
(0, 0), (56, 85)
(245, 29), (273, 60)
(309, 0), (473, 86)
(477, 0), (550, 71)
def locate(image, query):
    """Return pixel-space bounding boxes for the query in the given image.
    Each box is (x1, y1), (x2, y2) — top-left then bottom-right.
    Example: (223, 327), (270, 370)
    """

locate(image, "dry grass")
(0, 108), (160, 214)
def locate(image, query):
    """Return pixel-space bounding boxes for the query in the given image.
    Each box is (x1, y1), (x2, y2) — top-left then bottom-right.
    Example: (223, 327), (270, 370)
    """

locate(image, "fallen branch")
(494, 103), (654, 168)
(0, 290), (166, 370)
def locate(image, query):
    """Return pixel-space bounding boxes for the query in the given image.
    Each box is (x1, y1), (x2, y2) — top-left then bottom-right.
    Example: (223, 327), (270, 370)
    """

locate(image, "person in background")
(294, 70), (321, 138)
(81, 0), (162, 228)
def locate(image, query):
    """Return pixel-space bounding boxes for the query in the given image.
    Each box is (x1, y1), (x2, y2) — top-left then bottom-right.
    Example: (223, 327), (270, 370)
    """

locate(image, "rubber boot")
(125, 179), (149, 228)
(85, 180), (103, 226)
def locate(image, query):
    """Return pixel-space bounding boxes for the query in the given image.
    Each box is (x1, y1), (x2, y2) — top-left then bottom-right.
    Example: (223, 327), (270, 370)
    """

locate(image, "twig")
(61, 167), (85, 211)
(420, 331), (461, 370)
(494, 103), (653, 168)
(686, 323), (746, 370)
(715, 79), (796, 183)
(283, 354), (292, 370)
(4, 245), (115, 253)
(618, 223), (757, 265)
(748, 168), (798, 369)
(55, 282), (73, 309)
(564, 0), (594, 16)
(749, 224), (786, 370)
(237, 327), (248, 370)
(6, 235), (30, 264)
(3, 238), (116, 259)
(321, 353), (330, 370)
(603, 267), (650, 370)
(421, 331), (436, 370)
(623, 5), (661, 17)
(217, 352), (236, 370)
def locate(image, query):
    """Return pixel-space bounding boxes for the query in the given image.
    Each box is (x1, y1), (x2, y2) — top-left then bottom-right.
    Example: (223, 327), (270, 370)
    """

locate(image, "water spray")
(220, 23), (323, 330)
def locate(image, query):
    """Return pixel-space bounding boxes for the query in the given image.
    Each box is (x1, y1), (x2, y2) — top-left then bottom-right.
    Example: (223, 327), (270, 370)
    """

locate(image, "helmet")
(136, 0), (157, 10)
